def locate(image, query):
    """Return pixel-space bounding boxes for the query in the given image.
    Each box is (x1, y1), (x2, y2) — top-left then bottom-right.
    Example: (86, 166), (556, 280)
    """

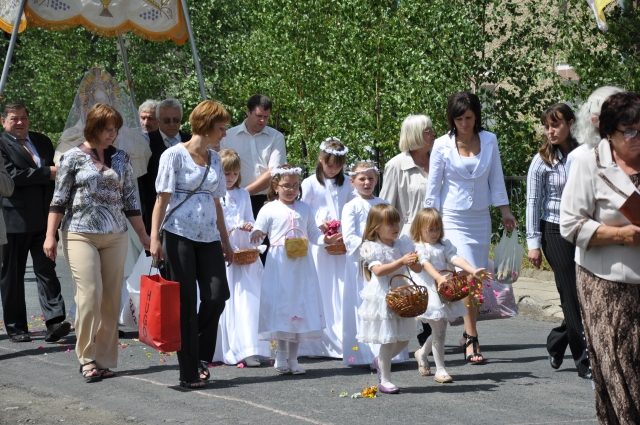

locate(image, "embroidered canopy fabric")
(0, 0), (188, 44)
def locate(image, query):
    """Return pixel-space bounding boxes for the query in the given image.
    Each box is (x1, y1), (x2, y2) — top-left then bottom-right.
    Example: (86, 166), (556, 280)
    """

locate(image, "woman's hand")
(138, 233), (151, 251)
(150, 235), (163, 262)
(501, 212), (517, 232)
(617, 225), (640, 246)
(472, 268), (493, 283)
(240, 222), (253, 232)
(251, 230), (267, 244)
(528, 248), (542, 268)
(43, 235), (57, 261)
(324, 232), (342, 245)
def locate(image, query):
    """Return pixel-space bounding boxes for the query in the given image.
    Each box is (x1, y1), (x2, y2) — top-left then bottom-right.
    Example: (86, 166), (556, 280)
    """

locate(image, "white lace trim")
(271, 166), (303, 176)
(320, 138), (348, 156)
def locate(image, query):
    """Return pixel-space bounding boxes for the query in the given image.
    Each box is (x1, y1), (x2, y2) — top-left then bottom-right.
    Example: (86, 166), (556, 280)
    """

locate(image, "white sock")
(287, 341), (300, 369)
(428, 319), (447, 374)
(275, 340), (288, 366)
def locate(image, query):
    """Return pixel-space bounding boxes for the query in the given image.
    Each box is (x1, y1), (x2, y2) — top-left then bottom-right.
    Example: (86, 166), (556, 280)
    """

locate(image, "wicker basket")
(385, 274), (429, 318)
(227, 228), (260, 265)
(325, 240), (347, 255)
(437, 270), (472, 303)
(284, 228), (308, 258)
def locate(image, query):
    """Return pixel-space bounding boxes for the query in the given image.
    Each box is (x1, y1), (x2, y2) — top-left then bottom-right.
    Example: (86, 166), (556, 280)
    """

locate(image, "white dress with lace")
(356, 236), (419, 344)
(411, 239), (468, 321)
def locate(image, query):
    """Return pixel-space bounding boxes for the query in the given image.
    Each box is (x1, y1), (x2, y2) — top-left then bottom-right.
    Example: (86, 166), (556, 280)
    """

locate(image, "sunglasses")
(161, 118), (181, 124)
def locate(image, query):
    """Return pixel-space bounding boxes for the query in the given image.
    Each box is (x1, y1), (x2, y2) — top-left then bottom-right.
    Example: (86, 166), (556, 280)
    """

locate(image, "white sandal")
(289, 360), (306, 375)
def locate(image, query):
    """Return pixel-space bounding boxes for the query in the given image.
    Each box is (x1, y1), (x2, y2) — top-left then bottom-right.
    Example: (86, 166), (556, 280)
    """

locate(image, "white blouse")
(155, 144), (225, 243)
(341, 196), (388, 256)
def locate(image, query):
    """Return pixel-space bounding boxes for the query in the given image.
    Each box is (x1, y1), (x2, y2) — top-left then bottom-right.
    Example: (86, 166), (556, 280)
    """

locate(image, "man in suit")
(0, 103), (70, 343)
(137, 98), (191, 235)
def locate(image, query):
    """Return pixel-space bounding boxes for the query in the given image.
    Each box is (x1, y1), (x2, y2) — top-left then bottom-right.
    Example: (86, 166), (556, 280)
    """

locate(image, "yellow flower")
(361, 385), (378, 398)
(352, 346), (359, 351)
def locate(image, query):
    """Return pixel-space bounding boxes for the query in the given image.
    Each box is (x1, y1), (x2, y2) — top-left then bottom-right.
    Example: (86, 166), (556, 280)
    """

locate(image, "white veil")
(55, 64), (151, 178)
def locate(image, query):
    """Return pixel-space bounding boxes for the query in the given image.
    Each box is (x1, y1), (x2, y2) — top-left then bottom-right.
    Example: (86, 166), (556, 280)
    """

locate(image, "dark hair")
(446, 92), (484, 136)
(538, 103), (578, 166)
(266, 164), (303, 202)
(2, 103), (29, 119)
(315, 139), (347, 187)
(247, 94), (273, 113)
(599, 92), (640, 140)
(84, 104), (123, 142)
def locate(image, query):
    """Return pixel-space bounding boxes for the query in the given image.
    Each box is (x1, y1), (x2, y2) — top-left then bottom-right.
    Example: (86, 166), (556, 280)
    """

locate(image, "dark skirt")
(576, 265), (640, 425)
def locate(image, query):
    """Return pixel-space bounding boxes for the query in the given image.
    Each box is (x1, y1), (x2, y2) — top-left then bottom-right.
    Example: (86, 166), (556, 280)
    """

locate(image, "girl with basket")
(356, 203), (422, 394)
(250, 164), (342, 375)
(215, 149), (271, 367)
(410, 208), (492, 383)
(299, 138), (355, 359)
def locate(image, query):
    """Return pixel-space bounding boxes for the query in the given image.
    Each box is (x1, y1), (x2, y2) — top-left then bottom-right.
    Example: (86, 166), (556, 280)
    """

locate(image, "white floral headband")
(320, 137), (349, 156)
(349, 166), (379, 176)
(271, 167), (303, 177)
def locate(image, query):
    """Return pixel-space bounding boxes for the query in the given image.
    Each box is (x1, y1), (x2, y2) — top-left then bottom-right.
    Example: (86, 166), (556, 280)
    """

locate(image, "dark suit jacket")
(0, 131), (55, 233)
(137, 129), (192, 206)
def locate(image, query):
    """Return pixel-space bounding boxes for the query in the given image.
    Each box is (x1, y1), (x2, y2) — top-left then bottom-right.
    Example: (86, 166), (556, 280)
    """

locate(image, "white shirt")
(155, 144), (225, 243)
(220, 121), (286, 195)
(159, 130), (182, 148)
(424, 130), (509, 211)
(341, 196), (388, 256)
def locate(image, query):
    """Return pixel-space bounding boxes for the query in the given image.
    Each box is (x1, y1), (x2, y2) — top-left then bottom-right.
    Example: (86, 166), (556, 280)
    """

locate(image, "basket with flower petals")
(386, 274), (429, 318)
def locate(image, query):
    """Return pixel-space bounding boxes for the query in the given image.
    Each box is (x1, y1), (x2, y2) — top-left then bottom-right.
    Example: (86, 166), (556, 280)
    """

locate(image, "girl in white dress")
(300, 138), (355, 359)
(216, 150), (271, 367)
(357, 204), (422, 394)
(410, 208), (492, 383)
(250, 165), (342, 375)
(342, 162), (387, 366)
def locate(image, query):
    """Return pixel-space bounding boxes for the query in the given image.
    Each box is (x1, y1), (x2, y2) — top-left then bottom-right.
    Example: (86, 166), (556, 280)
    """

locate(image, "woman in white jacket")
(424, 92), (516, 364)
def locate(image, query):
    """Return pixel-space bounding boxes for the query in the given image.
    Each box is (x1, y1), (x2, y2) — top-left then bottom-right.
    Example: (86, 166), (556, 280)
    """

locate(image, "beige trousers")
(62, 231), (128, 368)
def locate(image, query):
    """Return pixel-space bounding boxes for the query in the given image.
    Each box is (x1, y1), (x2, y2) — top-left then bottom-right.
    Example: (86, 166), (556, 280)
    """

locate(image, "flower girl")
(250, 164), (342, 375)
(410, 208), (491, 383)
(357, 203), (422, 393)
(215, 149), (271, 366)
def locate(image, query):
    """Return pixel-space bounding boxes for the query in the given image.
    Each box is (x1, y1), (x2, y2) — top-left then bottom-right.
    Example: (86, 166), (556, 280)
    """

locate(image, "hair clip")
(271, 167), (303, 176)
(349, 165), (379, 176)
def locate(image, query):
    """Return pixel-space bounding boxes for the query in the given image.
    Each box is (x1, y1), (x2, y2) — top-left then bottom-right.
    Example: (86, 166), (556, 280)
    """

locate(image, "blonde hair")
(219, 149), (242, 189)
(363, 204), (401, 243)
(350, 161), (378, 177)
(410, 208), (444, 244)
(266, 164), (303, 202)
(399, 114), (432, 152)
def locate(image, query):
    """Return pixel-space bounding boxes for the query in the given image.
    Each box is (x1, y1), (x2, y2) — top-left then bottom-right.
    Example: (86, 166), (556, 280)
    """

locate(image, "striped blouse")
(525, 151), (568, 250)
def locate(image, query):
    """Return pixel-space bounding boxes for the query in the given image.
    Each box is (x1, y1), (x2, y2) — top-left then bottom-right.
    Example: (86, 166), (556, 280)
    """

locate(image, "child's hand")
(400, 252), (418, 266)
(473, 268), (493, 283)
(324, 232), (342, 245)
(435, 274), (448, 291)
(318, 222), (329, 233)
(251, 230), (266, 244)
(240, 222), (253, 232)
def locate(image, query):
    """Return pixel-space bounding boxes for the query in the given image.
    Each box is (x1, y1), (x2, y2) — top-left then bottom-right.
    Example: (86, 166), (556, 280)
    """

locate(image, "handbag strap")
(159, 152), (211, 236)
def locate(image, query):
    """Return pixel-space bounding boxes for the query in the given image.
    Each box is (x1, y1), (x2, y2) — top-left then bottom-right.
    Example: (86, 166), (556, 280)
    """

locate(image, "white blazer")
(560, 139), (640, 284)
(424, 130), (509, 211)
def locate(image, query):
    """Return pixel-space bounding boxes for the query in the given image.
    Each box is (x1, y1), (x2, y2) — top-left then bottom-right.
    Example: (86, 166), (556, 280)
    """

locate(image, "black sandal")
(198, 361), (210, 381)
(79, 361), (102, 383)
(180, 379), (205, 389)
(463, 332), (484, 364)
(98, 368), (116, 379)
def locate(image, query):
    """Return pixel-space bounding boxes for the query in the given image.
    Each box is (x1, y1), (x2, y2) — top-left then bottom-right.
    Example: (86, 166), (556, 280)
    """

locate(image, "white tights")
(420, 319), (448, 375)
(378, 340), (409, 387)
(275, 340), (300, 369)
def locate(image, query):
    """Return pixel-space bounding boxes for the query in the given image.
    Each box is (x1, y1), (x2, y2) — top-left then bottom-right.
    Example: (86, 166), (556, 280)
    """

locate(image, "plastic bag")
(493, 230), (525, 284)
(119, 251), (153, 329)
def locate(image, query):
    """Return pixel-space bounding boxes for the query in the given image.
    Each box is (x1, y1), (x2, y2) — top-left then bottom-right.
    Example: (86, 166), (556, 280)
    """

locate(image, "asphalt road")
(0, 256), (597, 425)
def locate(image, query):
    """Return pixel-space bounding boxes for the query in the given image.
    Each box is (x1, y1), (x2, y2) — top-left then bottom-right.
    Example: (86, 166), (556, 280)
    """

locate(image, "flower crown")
(320, 137), (349, 156)
(349, 165), (379, 176)
(271, 166), (303, 177)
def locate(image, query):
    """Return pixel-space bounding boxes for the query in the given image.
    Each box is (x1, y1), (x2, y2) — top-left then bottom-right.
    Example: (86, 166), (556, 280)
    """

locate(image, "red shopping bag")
(139, 274), (181, 352)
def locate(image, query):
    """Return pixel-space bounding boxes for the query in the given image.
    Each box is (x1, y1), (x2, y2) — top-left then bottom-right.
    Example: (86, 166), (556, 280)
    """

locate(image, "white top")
(252, 200), (325, 247)
(424, 131), (509, 211)
(155, 144), (225, 242)
(301, 175), (356, 225)
(416, 239), (459, 270)
(560, 139), (640, 284)
(459, 154), (479, 174)
(565, 143), (593, 176)
(341, 196), (388, 256)
(221, 187), (254, 230)
(220, 121), (286, 195)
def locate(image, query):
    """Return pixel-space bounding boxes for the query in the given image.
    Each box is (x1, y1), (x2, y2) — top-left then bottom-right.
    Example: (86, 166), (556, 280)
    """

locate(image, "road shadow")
(400, 382), (500, 394)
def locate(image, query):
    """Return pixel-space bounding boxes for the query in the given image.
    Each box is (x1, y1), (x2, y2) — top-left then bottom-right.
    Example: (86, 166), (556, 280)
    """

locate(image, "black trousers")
(161, 231), (230, 382)
(541, 220), (590, 375)
(250, 194), (269, 265)
(0, 230), (66, 336)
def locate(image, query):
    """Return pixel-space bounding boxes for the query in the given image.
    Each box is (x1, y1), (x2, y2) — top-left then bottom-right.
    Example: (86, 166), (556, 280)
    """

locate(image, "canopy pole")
(180, 0), (207, 100)
(0, 0), (28, 99)
(117, 35), (139, 123)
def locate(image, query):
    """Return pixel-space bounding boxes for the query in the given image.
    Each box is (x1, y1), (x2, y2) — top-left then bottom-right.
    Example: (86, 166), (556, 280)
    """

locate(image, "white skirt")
(442, 208), (491, 270)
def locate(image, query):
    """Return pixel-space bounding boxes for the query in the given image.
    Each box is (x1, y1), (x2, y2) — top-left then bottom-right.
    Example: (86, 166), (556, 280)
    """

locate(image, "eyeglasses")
(425, 228), (442, 234)
(161, 118), (181, 124)
(616, 129), (639, 139)
(278, 184), (300, 191)
(423, 128), (435, 135)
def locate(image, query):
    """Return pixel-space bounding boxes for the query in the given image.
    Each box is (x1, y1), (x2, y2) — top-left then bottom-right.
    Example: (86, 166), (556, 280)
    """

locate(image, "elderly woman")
(150, 100), (233, 389)
(560, 91), (640, 424)
(380, 114), (435, 354)
(424, 92), (517, 364)
(44, 104), (150, 383)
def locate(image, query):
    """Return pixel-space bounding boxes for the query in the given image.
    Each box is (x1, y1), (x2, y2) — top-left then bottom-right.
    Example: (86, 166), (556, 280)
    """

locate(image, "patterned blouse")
(50, 144), (140, 234)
